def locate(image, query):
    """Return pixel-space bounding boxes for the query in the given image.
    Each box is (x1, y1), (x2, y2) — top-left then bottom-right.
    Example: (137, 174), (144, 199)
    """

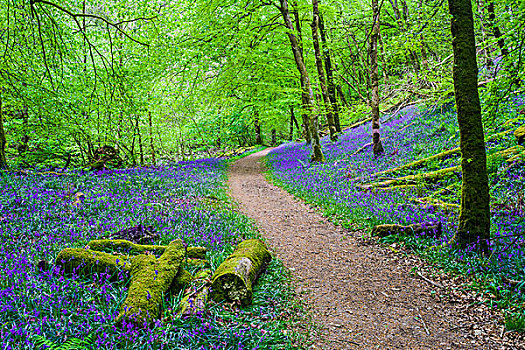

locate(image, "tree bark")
(136, 116), (144, 165)
(291, 2), (312, 145)
(486, 1), (508, 57)
(370, 0), (384, 156)
(319, 13), (341, 132)
(311, 0), (337, 141)
(148, 111), (156, 165)
(254, 110), (262, 145)
(0, 93), (7, 169)
(448, 0), (491, 251)
(280, 0), (324, 162)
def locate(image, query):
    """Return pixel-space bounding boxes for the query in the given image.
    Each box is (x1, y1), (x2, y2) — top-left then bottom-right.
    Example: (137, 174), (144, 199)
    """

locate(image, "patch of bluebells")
(0, 158), (276, 349)
(267, 101), (525, 307)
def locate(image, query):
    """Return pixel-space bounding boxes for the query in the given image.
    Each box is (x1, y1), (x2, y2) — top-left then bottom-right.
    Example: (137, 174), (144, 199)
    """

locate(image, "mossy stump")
(55, 248), (131, 280)
(372, 222), (442, 238)
(210, 239), (271, 306)
(116, 239), (185, 327)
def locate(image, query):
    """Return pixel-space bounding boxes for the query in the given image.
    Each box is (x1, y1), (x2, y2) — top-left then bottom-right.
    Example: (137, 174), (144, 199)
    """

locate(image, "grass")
(266, 96), (525, 327)
(0, 155), (304, 349)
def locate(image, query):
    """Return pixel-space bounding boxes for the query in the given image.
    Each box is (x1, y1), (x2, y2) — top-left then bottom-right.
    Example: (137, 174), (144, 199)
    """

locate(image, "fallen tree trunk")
(210, 239), (271, 306)
(87, 239), (206, 259)
(55, 248), (131, 280)
(358, 166), (460, 190)
(372, 222), (442, 238)
(179, 269), (211, 316)
(116, 239), (185, 327)
(363, 147), (460, 180)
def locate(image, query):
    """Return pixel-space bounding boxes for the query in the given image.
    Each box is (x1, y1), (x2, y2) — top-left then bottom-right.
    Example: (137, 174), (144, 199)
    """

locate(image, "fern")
(33, 333), (98, 350)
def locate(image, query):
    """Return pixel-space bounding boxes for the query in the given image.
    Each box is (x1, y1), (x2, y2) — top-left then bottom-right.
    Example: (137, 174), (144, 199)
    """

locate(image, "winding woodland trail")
(228, 149), (510, 350)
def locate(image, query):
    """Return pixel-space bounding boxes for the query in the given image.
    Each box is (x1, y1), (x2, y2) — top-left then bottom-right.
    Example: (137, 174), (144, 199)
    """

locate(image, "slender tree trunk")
(336, 86), (349, 109)
(136, 117), (144, 165)
(148, 111), (156, 165)
(319, 15), (341, 132)
(289, 106), (294, 140)
(271, 129), (277, 145)
(280, 0), (324, 162)
(370, 0), (384, 156)
(292, 2), (312, 145)
(448, 0), (490, 251)
(486, 1), (508, 57)
(0, 93), (7, 169)
(311, 0), (337, 141)
(254, 110), (262, 145)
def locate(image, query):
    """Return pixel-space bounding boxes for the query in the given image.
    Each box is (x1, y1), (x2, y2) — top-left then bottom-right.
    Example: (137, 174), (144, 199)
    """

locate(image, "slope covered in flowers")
(267, 101), (525, 321)
(0, 159), (296, 349)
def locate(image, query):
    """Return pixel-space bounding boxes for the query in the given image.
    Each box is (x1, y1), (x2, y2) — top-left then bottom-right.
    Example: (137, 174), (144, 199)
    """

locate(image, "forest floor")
(228, 148), (520, 350)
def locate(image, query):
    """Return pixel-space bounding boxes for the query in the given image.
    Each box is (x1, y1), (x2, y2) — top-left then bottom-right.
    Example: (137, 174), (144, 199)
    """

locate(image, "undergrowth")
(0, 156), (303, 349)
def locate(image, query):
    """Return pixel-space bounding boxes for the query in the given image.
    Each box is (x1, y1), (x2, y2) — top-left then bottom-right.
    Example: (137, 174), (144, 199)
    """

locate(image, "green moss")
(210, 239), (271, 306)
(515, 126), (525, 145)
(178, 270), (211, 316)
(55, 248), (131, 280)
(88, 239), (165, 255)
(117, 239), (185, 327)
(170, 269), (193, 294)
(88, 239), (206, 259)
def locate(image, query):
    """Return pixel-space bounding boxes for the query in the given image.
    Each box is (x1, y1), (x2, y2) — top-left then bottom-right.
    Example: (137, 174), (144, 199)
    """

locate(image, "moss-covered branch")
(358, 166), (460, 190)
(55, 248), (131, 280)
(87, 239), (207, 259)
(116, 239), (185, 327)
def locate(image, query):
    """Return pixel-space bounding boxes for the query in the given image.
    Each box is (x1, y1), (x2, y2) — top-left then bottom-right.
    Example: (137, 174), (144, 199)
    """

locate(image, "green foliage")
(33, 333), (97, 350)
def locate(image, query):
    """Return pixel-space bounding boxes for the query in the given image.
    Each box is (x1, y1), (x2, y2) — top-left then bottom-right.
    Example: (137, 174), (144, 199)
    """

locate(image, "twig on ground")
(416, 271), (444, 289)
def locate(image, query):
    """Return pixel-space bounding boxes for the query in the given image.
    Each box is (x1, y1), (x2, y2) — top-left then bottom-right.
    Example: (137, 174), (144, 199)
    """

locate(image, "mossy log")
(372, 222), (442, 238)
(413, 198), (460, 210)
(210, 239), (271, 306)
(362, 148), (461, 180)
(170, 268), (194, 294)
(87, 239), (207, 259)
(186, 258), (210, 268)
(88, 239), (165, 255)
(374, 184), (417, 191)
(515, 126), (525, 145)
(116, 239), (185, 327)
(55, 248), (131, 280)
(179, 269), (211, 316)
(358, 166), (460, 190)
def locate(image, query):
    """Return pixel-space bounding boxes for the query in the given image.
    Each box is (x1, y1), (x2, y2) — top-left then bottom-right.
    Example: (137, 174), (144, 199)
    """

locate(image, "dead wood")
(372, 222), (442, 238)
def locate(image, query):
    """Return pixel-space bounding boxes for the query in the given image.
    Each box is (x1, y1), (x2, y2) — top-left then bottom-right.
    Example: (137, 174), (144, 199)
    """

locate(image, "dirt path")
(228, 149), (511, 350)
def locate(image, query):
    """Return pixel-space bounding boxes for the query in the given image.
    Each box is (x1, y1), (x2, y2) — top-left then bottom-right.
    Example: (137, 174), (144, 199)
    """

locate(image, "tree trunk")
(319, 13), (341, 132)
(0, 93), (7, 169)
(136, 117), (144, 165)
(292, 2), (313, 145)
(210, 239), (271, 306)
(271, 128), (277, 145)
(370, 0), (384, 156)
(280, 0), (324, 162)
(254, 110), (262, 145)
(289, 106), (294, 140)
(117, 240), (185, 327)
(148, 111), (156, 165)
(448, 0), (491, 251)
(486, 1), (508, 57)
(311, 0), (337, 141)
